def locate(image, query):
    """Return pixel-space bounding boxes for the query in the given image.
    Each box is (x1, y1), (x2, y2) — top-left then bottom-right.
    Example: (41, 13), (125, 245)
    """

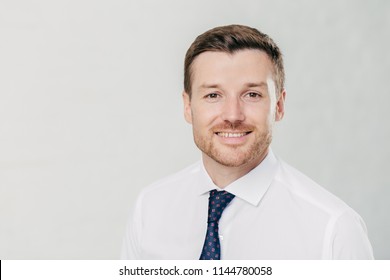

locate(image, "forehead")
(191, 49), (274, 89)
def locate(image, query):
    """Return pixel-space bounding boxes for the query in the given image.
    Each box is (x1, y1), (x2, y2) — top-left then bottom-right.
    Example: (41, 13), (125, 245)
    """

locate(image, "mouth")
(215, 131), (252, 138)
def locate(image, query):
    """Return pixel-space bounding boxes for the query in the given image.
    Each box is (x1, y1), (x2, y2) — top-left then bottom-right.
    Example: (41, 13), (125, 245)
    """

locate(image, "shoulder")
(137, 161), (202, 202)
(273, 158), (373, 258)
(274, 158), (357, 218)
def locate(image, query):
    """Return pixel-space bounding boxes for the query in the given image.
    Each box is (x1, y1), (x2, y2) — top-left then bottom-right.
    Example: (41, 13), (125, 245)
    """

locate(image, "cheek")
(191, 106), (219, 126)
(248, 104), (273, 124)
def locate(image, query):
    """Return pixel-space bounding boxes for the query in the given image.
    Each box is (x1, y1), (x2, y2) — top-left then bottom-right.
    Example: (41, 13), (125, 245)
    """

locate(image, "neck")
(202, 149), (269, 188)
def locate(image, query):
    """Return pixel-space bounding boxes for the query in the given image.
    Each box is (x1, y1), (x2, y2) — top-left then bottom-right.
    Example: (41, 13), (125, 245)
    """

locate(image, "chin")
(209, 149), (260, 168)
(195, 132), (271, 168)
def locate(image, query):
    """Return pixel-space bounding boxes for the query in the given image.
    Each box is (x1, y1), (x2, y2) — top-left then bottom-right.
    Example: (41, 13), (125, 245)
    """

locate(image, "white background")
(0, 0), (389, 259)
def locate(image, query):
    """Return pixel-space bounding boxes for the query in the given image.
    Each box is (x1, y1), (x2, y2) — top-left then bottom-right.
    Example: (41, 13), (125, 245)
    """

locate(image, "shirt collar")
(196, 149), (279, 206)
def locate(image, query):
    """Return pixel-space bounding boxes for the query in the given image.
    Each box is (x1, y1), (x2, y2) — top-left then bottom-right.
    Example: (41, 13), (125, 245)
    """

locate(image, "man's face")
(183, 49), (285, 168)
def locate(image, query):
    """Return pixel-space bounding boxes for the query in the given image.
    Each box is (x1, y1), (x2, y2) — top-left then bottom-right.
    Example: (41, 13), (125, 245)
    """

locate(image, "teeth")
(217, 132), (247, 138)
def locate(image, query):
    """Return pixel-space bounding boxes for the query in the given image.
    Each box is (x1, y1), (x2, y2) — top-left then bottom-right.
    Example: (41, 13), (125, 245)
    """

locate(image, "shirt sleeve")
(329, 209), (374, 259)
(121, 196), (143, 260)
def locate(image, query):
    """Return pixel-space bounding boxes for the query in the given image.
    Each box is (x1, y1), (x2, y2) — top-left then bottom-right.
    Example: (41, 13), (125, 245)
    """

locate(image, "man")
(122, 24), (374, 259)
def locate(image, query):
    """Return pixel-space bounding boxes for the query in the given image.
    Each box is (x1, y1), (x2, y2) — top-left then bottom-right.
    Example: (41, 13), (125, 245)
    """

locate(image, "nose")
(220, 96), (245, 123)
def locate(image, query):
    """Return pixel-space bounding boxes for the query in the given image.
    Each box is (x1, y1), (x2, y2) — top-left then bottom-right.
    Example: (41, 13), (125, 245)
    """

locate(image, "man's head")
(184, 24), (285, 98)
(183, 25), (286, 169)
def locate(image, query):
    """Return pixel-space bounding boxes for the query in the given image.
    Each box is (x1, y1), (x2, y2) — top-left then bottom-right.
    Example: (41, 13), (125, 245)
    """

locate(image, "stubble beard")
(193, 125), (273, 168)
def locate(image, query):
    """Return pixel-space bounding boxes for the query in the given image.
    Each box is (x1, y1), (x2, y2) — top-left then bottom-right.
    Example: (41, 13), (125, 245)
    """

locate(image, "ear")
(182, 91), (193, 124)
(275, 89), (286, 121)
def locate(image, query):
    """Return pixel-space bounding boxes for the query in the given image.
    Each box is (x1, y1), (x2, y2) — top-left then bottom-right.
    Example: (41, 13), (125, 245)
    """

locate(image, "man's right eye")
(205, 93), (219, 99)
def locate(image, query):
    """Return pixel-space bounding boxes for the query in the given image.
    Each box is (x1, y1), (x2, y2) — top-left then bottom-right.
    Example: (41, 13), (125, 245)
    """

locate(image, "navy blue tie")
(199, 190), (235, 260)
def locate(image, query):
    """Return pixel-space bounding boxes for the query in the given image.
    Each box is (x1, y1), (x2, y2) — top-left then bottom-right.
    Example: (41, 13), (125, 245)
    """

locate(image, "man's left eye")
(246, 92), (261, 98)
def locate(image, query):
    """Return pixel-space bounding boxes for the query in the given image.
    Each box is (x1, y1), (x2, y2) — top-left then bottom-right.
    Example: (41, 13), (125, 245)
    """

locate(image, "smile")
(216, 132), (251, 138)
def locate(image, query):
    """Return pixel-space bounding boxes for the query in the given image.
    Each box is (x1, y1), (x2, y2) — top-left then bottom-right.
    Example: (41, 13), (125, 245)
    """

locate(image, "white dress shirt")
(121, 150), (374, 259)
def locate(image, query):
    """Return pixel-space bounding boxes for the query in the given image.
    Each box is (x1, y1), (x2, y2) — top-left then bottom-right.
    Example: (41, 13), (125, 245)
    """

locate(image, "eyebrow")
(199, 83), (220, 89)
(245, 82), (268, 89)
(199, 82), (268, 90)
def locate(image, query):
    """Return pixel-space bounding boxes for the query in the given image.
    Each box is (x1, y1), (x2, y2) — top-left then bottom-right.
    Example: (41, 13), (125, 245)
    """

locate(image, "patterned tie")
(199, 189), (235, 260)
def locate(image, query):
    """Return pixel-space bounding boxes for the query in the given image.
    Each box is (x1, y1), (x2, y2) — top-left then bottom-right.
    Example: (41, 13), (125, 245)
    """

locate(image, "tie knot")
(207, 190), (235, 223)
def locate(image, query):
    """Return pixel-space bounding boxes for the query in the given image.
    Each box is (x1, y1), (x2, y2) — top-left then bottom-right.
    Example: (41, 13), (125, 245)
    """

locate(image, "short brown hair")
(184, 24), (285, 97)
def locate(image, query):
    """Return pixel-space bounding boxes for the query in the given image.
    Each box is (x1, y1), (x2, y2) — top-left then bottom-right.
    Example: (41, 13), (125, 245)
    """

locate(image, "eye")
(243, 91), (262, 101)
(248, 92), (261, 98)
(205, 93), (220, 99)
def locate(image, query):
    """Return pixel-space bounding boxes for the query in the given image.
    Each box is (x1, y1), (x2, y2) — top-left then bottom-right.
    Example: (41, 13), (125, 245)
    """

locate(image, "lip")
(214, 131), (252, 145)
